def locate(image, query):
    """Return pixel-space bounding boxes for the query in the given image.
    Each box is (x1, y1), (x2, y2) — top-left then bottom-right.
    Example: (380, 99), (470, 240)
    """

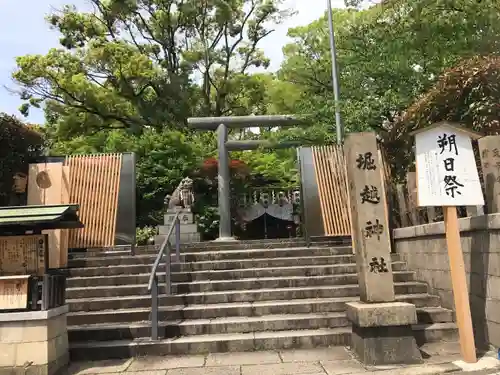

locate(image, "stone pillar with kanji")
(344, 132), (422, 365)
(479, 135), (500, 213)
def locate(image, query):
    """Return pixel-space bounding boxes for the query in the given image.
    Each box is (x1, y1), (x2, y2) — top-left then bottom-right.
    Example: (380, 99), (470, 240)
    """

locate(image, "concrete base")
(346, 301), (422, 366)
(0, 305), (69, 375)
(158, 223), (198, 235)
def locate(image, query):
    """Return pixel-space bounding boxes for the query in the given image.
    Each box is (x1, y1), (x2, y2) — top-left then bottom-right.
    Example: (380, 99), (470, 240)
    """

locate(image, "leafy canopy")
(14, 0), (292, 137)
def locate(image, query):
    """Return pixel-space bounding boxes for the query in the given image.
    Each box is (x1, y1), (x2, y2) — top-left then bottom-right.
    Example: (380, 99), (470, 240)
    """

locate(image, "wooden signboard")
(0, 235), (48, 276)
(0, 275), (30, 310)
(413, 122), (482, 364)
(415, 125), (484, 207)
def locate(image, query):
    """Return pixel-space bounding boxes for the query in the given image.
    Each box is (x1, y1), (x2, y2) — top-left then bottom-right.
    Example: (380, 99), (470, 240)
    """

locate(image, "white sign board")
(415, 125), (484, 207)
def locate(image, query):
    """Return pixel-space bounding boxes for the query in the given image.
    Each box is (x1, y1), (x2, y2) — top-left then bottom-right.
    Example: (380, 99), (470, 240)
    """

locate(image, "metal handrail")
(147, 210), (181, 340)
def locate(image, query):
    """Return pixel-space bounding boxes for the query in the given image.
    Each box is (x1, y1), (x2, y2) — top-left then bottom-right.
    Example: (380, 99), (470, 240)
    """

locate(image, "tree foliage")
(9, 0), (500, 228)
(13, 0), (291, 136)
(401, 55), (500, 134)
(0, 113), (45, 205)
(279, 0), (500, 140)
(380, 55), (500, 177)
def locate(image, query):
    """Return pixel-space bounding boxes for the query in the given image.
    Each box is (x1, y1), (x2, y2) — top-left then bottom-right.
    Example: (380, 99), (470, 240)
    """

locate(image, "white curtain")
(238, 203), (293, 222)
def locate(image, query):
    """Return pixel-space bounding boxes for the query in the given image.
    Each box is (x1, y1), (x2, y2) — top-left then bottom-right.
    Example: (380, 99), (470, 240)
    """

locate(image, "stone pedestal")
(346, 301), (422, 366)
(155, 210), (201, 245)
(0, 305), (69, 375)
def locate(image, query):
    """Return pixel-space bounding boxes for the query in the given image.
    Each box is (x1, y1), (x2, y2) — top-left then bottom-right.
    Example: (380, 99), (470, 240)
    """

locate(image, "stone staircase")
(65, 238), (457, 361)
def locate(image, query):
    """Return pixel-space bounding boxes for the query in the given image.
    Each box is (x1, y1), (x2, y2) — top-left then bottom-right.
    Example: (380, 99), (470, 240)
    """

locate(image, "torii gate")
(187, 115), (307, 242)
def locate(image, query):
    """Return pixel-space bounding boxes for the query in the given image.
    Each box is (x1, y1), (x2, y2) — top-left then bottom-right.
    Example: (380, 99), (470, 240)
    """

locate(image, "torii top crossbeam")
(187, 115), (305, 130)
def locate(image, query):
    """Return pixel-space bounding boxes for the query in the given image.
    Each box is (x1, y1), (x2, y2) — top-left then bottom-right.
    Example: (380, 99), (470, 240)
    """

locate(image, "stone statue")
(164, 177), (195, 211)
(277, 191), (289, 207)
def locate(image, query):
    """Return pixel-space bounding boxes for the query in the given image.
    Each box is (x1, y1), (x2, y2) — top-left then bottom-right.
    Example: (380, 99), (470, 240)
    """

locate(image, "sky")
(0, 0), (345, 124)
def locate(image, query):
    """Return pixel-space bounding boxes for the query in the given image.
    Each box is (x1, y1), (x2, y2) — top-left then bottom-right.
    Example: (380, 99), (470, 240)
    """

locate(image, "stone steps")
(68, 237), (349, 258)
(68, 312), (350, 341)
(68, 322), (457, 361)
(66, 240), (457, 360)
(67, 294), (442, 323)
(66, 262), (409, 286)
(68, 307), (453, 342)
(66, 281), (429, 302)
(67, 269), (415, 293)
(68, 246), (355, 267)
(69, 327), (352, 360)
(67, 253), (402, 277)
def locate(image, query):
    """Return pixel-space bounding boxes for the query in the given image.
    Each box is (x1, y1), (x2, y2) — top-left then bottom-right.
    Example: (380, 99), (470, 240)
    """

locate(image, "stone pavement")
(65, 343), (500, 375)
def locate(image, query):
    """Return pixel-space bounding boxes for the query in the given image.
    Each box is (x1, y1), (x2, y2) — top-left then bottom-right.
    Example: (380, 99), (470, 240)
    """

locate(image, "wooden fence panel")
(66, 154), (122, 248)
(311, 145), (351, 236)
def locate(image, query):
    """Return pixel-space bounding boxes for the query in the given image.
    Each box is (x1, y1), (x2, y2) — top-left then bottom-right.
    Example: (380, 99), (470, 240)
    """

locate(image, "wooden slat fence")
(311, 145), (351, 236)
(66, 154), (122, 248)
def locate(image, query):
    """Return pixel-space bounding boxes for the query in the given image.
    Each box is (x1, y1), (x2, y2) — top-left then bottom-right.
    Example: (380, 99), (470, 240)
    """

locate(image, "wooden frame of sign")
(0, 275), (30, 310)
(411, 122), (483, 364)
(0, 234), (49, 276)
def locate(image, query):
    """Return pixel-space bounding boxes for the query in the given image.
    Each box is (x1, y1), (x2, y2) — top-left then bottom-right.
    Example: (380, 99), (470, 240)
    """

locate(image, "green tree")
(381, 55), (500, 177)
(279, 0), (500, 144)
(0, 114), (45, 205)
(50, 128), (206, 226)
(13, 0), (292, 137)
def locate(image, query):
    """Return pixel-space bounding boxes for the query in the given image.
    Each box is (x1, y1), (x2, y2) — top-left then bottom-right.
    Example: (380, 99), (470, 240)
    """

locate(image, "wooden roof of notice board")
(0, 204), (83, 231)
(409, 122), (483, 140)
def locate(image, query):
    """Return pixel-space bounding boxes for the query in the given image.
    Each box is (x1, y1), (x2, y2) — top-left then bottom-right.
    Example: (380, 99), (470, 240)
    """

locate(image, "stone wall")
(0, 305), (69, 375)
(393, 213), (500, 350)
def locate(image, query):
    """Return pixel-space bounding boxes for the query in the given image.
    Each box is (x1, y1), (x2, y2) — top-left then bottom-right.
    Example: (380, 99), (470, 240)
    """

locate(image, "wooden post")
(406, 172), (419, 225)
(412, 122), (483, 364)
(443, 206), (477, 363)
(395, 185), (409, 227)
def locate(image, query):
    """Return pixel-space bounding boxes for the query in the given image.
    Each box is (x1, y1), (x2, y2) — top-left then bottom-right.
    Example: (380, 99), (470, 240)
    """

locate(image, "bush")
(0, 113), (44, 206)
(136, 226), (158, 245)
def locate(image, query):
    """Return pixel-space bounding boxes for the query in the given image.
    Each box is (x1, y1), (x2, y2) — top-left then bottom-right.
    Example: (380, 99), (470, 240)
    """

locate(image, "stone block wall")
(393, 213), (500, 350)
(0, 305), (69, 375)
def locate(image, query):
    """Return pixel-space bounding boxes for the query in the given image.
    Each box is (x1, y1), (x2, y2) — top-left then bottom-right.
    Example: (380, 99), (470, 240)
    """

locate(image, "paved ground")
(64, 343), (500, 375)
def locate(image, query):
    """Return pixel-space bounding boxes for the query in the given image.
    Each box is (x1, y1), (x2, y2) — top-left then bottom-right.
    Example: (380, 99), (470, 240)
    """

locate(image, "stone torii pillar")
(187, 115), (306, 242)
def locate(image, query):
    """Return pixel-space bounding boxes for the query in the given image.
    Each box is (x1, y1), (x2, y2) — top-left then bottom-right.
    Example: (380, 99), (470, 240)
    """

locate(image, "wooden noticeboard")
(413, 122), (482, 364)
(0, 235), (48, 276)
(0, 275), (30, 310)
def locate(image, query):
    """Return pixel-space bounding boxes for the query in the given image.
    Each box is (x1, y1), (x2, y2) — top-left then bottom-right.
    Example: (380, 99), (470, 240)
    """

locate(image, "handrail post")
(148, 211), (181, 341)
(175, 217), (181, 263)
(151, 275), (159, 340)
(165, 243), (172, 295)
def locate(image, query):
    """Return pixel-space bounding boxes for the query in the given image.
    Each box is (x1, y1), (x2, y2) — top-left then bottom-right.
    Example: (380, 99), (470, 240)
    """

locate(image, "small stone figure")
(164, 177), (195, 211)
(260, 192), (270, 208)
(277, 191), (289, 207)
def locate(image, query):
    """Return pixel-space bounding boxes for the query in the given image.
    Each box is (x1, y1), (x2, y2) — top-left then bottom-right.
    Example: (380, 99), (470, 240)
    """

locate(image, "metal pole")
(175, 217), (180, 263)
(216, 123), (234, 241)
(327, 0), (343, 144)
(151, 275), (158, 340)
